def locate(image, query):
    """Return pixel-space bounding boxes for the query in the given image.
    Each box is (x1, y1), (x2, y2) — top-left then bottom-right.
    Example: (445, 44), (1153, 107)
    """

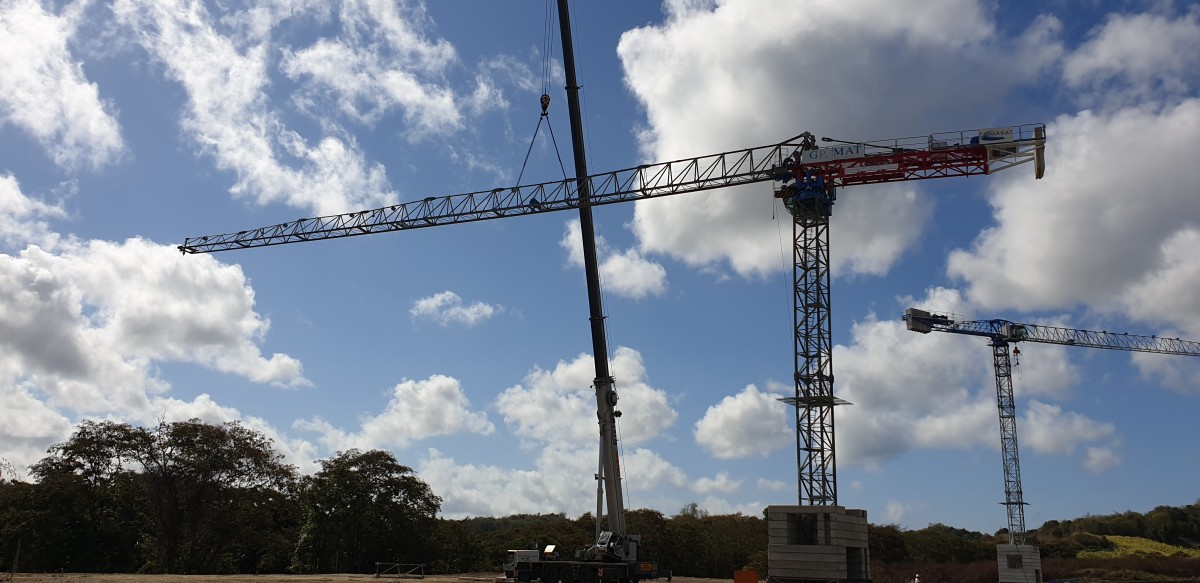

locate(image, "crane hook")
(540, 93), (550, 116)
(1013, 345), (1021, 366)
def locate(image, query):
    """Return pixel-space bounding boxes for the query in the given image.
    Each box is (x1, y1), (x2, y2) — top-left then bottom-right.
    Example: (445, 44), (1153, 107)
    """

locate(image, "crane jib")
(178, 124), (1046, 255)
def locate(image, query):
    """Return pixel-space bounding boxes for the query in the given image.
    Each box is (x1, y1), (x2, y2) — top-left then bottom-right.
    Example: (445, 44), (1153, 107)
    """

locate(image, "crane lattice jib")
(908, 315), (1200, 356)
(179, 139), (805, 254)
(178, 124), (1046, 254)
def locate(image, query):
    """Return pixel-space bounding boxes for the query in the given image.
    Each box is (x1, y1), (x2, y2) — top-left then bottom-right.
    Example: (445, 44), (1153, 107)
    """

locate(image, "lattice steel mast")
(904, 309), (1200, 543)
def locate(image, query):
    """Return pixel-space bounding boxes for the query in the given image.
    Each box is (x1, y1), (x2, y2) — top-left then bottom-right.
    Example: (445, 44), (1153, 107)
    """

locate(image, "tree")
(130, 419), (298, 573)
(292, 449), (441, 574)
(868, 524), (909, 563)
(25, 420), (145, 572)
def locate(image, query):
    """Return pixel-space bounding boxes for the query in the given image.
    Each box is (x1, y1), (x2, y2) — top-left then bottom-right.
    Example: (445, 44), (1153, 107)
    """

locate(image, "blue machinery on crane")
(904, 308), (1200, 548)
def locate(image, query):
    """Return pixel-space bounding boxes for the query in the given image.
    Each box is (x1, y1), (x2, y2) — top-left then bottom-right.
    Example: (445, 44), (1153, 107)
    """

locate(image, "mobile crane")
(904, 309), (1200, 583)
(177, 4), (1047, 582)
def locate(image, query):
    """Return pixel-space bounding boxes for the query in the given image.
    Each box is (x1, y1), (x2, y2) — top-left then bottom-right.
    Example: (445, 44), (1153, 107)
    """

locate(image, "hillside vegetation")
(3, 419), (1200, 582)
(1078, 535), (1200, 559)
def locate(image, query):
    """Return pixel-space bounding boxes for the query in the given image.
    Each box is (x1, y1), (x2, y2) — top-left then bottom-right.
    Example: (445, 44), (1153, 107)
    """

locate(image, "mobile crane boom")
(903, 308), (1200, 545)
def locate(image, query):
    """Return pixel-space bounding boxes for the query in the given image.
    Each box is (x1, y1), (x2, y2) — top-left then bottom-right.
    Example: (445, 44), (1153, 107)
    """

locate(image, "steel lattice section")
(990, 340), (1026, 545)
(779, 199), (838, 506)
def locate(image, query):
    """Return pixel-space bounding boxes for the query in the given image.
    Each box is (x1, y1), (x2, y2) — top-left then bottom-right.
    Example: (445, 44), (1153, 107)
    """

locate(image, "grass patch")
(1078, 535), (1200, 559)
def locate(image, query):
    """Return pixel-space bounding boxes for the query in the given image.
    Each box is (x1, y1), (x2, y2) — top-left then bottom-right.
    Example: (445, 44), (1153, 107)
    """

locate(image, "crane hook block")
(540, 94), (550, 115)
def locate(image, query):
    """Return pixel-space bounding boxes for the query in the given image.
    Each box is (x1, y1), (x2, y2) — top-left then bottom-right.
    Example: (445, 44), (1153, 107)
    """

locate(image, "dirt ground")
(5, 575), (723, 583)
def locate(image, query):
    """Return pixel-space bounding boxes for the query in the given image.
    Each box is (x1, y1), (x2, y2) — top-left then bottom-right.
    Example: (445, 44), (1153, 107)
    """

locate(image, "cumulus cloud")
(110, 0), (397, 216)
(561, 219), (667, 300)
(279, 6), (462, 135)
(885, 499), (912, 525)
(693, 384), (792, 459)
(496, 346), (677, 448)
(0, 174), (66, 249)
(947, 102), (1200, 335)
(0, 228), (309, 470)
(410, 290), (502, 327)
(618, 0), (1062, 279)
(757, 478), (788, 492)
(0, 0), (124, 170)
(1063, 8), (1200, 107)
(0, 239), (306, 419)
(420, 443), (690, 519)
(1082, 445), (1121, 474)
(692, 471), (741, 495)
(1020, 401), (1115, 456)
(295, 374), (494, 452)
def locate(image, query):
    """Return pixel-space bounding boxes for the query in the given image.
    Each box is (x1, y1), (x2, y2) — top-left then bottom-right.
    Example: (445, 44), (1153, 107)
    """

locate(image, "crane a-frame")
(178, 6), (1046, 581)
(904, 309), (1200, 583)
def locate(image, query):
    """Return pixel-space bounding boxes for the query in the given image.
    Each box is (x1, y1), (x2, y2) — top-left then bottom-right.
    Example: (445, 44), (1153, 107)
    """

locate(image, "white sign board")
(799, 144), (865, 163)
(977, 127), (1014, 144)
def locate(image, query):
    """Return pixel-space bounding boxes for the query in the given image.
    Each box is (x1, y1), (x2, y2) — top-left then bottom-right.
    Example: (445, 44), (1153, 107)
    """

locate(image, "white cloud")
(1118, 229), (1200, 337)
(1020, 401), (1115, 456)
(0, 383), (74, 474)
(693, 384), (791, 459)
(110, 0), (398, 216)
(618, 0), (1061, 279)
(410, 290), (502, 327)
(1063, 8), (1200, 107)
(561, 219), (667, 300)
(420, 443), (689, 519)
(692, 471), (741, 495)
(1131, 350), (1200, 395)
(757, 478), (787, 492)
(280, 32), (460, 135)
(0, 238), (305, 423)
(0, 174), (66, 249)
(295, 374), (494, 452)
(496, 346), (677, 448)
(0, 0), (124, 170)
(1082, 445), (1121, 474)
(885, 499), (912, 525)
(947, 102), (1200, 332)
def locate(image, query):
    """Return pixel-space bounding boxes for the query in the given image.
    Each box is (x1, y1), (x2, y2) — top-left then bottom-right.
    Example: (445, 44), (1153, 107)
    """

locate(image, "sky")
(2, 0), (1200, 536)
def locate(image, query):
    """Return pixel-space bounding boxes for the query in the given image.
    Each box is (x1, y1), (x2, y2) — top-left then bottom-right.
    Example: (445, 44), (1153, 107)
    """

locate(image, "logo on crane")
(799, 144), (865, 163)
(977, 127), (1015, 143)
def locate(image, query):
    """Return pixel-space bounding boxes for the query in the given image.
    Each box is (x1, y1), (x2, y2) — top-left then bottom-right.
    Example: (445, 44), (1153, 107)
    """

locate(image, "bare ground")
(5, 575), (723, 583)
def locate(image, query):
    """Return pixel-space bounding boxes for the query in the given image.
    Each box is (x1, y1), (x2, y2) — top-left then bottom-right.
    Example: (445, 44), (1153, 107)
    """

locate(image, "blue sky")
(3, 0), (1200, 536)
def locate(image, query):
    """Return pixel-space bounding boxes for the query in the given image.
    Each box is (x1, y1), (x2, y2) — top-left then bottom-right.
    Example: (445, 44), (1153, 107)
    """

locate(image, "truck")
(504, 536), (658, 583)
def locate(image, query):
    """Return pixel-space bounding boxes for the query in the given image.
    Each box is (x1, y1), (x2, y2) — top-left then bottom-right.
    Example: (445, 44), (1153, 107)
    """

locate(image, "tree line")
(2, 419), (1198, 575)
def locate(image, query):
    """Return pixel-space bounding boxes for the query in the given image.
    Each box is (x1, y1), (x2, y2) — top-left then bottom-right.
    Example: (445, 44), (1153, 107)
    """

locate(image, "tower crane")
(903, 308), (1200, 578)
(178, 6), (1046, 582)
(179, 127), (1047, 503)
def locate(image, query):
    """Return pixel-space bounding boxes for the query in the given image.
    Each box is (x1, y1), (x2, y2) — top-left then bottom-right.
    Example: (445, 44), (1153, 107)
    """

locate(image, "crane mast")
(904, 308), (1200, 546)
(773, 125), (1045, 506)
